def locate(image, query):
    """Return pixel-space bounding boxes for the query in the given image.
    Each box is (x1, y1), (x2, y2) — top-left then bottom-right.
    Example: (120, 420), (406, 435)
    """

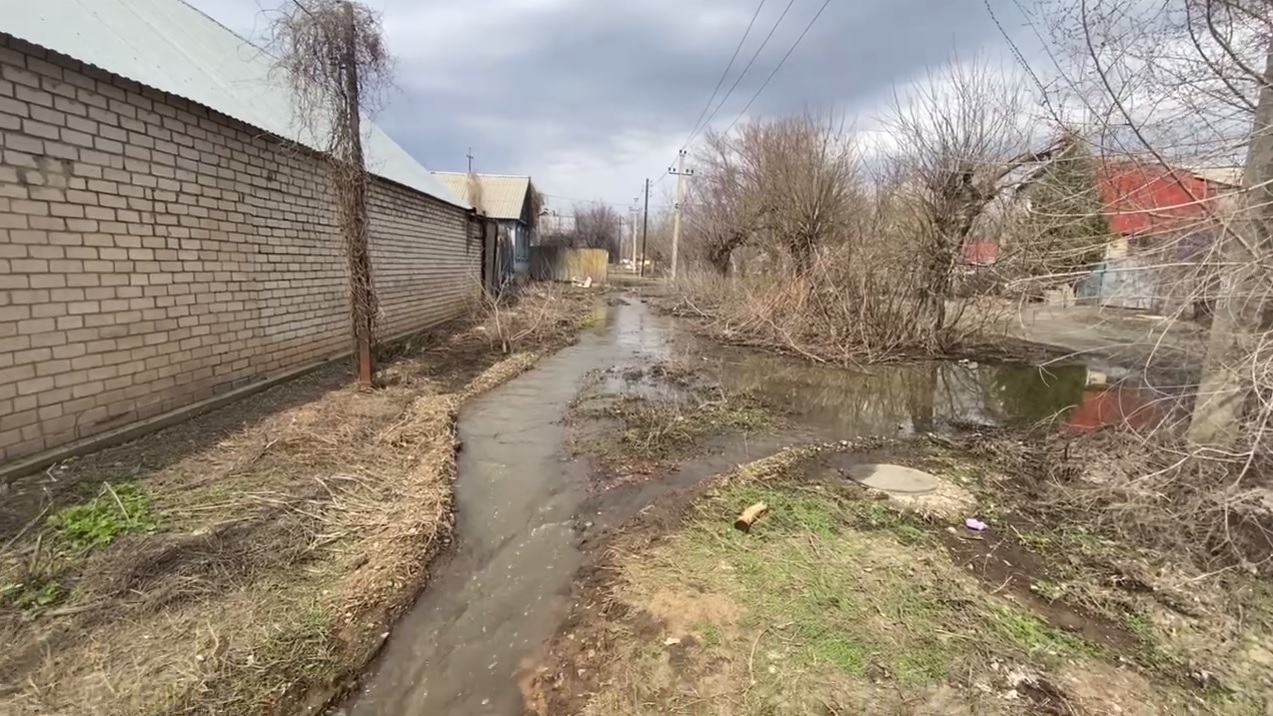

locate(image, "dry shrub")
(676, 254), (988, 363)
(468, 282), (600, 355)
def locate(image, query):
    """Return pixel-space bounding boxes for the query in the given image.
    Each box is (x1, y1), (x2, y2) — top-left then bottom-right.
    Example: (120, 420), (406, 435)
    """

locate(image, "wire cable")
(683, 0), (768, 146)
(682, 0), (799, 149)
(650, 0), (799, 189)
(720, 0), (832, 137)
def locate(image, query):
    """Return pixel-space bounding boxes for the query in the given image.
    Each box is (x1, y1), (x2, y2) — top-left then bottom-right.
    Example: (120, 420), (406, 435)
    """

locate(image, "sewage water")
(338, 295), (1168, 715)
(338, 298), (681, 715)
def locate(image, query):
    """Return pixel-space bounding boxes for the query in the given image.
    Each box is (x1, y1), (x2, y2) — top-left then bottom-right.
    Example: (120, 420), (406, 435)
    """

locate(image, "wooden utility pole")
(640, 179), (650, 277)
(341, 0), (375, 387)
(668, 149), (694, 281)
(467, 146), (474, 172)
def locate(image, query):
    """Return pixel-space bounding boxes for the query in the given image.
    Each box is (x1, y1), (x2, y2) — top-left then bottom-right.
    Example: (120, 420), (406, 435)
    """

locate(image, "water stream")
(336, 294), (1170, 715)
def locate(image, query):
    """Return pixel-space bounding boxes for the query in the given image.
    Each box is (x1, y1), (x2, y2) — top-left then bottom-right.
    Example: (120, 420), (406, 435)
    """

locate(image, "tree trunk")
(1187, 49), (1273, 448)
(709, 243), (733, 276)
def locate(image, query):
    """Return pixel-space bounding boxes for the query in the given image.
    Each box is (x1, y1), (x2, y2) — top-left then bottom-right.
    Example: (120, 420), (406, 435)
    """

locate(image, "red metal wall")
(1097, 164), (1217, 237)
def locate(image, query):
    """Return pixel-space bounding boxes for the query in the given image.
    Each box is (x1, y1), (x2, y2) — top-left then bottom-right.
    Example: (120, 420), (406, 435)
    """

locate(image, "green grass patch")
(48, 482), (158, 549)
(611, 480), (1102, 711)
(0, 576), (66, 616)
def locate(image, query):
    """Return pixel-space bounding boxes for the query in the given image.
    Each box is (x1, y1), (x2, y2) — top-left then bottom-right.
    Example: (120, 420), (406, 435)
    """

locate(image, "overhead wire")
(683, 0), (769, 146)
(719, 0), (833, 137)
(650, 0), (798, 190)
(681, 0), (799, 150)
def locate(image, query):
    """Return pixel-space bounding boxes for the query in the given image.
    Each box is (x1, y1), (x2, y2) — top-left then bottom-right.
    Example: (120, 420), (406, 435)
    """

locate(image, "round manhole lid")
(845, 463), (940, 495)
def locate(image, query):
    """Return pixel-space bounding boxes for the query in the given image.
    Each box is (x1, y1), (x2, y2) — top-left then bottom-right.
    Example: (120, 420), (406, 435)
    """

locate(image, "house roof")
(1186, 166), (1244, 188)
(431, 172), (532, 221)
(3, 0), (467, 208)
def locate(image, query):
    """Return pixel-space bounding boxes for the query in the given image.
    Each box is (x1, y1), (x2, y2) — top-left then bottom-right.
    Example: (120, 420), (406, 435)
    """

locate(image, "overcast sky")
(185, 0), (1046, 211)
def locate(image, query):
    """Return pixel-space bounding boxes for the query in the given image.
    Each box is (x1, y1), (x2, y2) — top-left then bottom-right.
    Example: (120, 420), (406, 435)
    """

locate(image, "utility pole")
(630, 198), (641, 267)
(341, 0), (374, 387)
(668, 149), (694, 281)
(467, 147), (474, 173)
(640, 179), (650, 278)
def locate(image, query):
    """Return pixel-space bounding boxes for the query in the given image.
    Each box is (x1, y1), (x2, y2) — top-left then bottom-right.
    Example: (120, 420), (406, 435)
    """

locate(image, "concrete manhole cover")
(845, 464), (940, 495)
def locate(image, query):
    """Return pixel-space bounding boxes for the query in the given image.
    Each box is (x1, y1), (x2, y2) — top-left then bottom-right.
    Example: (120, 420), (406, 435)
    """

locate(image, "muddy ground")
(0, 286), (602, 716)
(526, 432), (1273, 714)
(7, 282), (1264, 716)
(510, 298), (1271, 715)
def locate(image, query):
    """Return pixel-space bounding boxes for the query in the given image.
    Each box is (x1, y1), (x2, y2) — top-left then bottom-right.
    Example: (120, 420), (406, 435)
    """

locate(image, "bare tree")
(270, 0), (392, 386)
(572, 203), (624, 259)
(885, 59), (1066, 332)
(682, 113), (860, 276)
(685, 130), (756, 275)
(742, 114), (861, 272)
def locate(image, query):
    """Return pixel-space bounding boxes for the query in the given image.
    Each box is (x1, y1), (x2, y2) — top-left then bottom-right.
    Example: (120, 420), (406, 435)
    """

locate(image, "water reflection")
(691, 346), (1167, 439)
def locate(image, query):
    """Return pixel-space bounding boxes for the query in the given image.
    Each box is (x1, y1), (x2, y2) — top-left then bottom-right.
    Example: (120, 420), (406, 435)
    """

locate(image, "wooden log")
(733, 502), (769, 532)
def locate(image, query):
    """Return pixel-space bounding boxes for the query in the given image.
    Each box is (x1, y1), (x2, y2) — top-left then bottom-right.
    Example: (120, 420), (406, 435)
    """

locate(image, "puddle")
(696, 347), (1175, 438)
(336, 294), (1176, 716)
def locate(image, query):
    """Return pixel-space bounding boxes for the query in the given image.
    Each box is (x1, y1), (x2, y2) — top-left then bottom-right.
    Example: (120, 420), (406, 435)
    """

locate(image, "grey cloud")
(189, 0), (1046, 202)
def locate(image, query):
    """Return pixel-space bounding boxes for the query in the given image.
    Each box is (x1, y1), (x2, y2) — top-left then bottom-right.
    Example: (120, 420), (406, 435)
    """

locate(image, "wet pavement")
(336, 293), (1177, 716)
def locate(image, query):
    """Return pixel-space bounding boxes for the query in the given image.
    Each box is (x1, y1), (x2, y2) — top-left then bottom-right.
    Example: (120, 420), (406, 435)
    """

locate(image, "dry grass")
(965, 431), (1273, 579)
(570, 362), (776, 480)
(537, 443), (1272, 715)
(671, 249), (1008, 366)
(0, 285), (597, 716)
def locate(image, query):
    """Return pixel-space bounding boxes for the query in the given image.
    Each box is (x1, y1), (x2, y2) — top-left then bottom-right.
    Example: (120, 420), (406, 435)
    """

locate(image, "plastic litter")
(964, 517), (988, 531)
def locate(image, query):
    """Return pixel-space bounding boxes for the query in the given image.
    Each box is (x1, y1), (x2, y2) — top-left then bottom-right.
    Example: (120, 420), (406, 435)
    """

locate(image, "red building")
(1096, 162), (1226, 238)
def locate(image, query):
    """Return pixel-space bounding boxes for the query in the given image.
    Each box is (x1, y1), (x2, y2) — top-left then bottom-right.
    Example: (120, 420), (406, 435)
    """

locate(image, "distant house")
(962, 159), (1237, 312)
(1079, 161), (1234, 312)
(1097, 162), (1230, 239)
(432, 172), (539, 279)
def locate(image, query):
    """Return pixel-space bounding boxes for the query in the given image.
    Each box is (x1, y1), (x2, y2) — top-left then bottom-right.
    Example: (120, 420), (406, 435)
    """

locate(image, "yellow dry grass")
(0, 286), (596, 716)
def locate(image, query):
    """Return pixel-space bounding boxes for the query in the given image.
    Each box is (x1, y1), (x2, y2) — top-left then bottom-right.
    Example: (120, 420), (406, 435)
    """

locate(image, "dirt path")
(0, 286), (598, 716)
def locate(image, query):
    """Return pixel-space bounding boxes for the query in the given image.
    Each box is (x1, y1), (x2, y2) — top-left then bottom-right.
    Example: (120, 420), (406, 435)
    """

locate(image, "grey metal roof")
(3, 0), (468, 208)
(431, 172), (531, 221)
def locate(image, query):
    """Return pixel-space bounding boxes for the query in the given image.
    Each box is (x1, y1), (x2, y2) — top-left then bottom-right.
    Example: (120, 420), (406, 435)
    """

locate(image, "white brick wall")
(0, 34), (479, 463)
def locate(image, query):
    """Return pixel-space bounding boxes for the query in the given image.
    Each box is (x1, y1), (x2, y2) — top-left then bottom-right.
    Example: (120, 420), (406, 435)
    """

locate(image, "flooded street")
(338, 297), (682, 715)
(337, 293), (1173, 715)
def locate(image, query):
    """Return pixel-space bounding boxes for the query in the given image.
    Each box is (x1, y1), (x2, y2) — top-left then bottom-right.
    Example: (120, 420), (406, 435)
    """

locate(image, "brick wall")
(0, 34), (479, 463)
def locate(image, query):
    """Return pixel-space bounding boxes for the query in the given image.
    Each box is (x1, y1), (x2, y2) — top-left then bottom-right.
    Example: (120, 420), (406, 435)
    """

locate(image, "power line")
(720, 0), (832, 137)
(651, 0), (798, 191)
(683, 0), (768, 146)
(682, 0), (799, 150)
